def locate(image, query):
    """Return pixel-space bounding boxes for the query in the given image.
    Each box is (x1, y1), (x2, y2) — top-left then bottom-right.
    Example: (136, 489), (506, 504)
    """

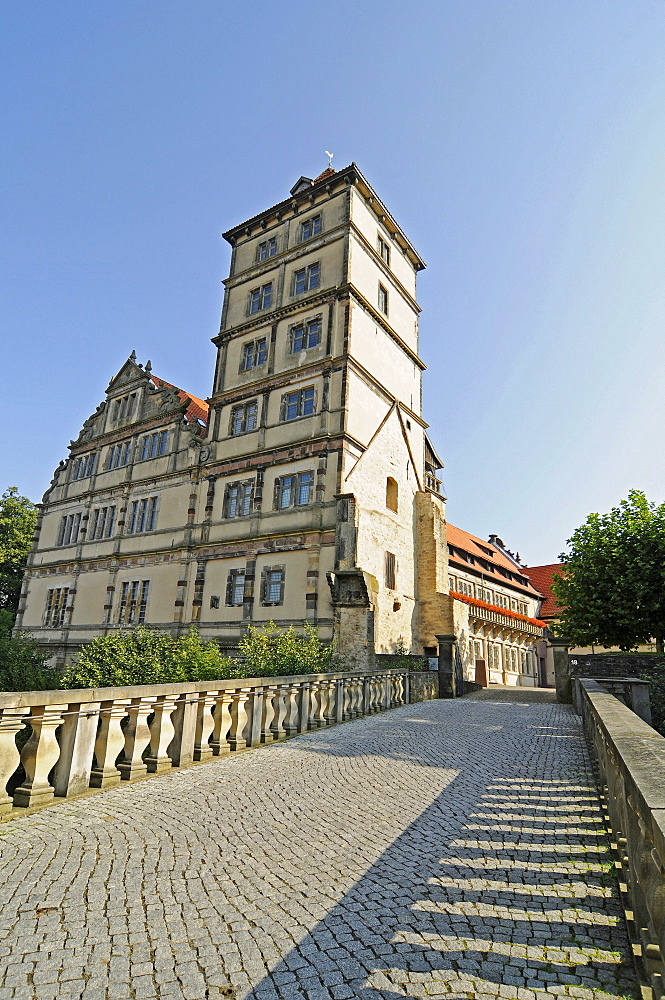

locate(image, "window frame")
(257, 237), (277, 261)
(226, 568), (247, 607)
(248, 282), (273, 314)
(43, 587), (70, 628)
(240, 337), (268, 372)
(385, 551), (397, 591)
(118, 579), (150, 625)
(377, 235), (391, 266)
(273, 470), (314, 510)
(378, 283), (389, 316)
(89, 504), (117, 541)
(280, 386), (316, 422)
(139, 431), (168, 461)
(229, 400), (258, 436)
(223, 480), (254, 518)
(106, 441), (132, 470)
(71, 452), (97, 481)
(292, 262), (320, 296)
(299, 214), (322, 242)
(288, 316), (322, 354)
(260, 565), (285, 606)
(56, 512), (81, 547)
(128, 497), (158, 534)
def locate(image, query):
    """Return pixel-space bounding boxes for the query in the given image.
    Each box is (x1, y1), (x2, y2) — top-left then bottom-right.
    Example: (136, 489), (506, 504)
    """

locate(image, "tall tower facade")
(198, 163), (445, 661)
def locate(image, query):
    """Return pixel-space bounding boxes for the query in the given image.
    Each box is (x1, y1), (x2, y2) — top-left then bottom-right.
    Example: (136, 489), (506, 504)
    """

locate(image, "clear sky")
(2, 0), (665, 566)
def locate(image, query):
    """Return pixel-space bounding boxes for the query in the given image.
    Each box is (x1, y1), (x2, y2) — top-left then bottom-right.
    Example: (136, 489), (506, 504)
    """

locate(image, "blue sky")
(2, 1), (665, 565)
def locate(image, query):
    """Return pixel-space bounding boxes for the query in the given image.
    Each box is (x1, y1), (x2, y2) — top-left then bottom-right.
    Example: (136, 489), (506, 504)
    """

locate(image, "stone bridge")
(0, 685), (648, 1000)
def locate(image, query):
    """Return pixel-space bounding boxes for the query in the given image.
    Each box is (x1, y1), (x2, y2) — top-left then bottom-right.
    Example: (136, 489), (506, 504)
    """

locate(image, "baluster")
(118, 697), (155, 781)
(308, 682), (321, 730)
(353, 677), (363, 717)
(0, 707), (29, 817)
(229, 689), (250, 751)
(317, 681), (330, 727)
(297, 681), (311, 734)
(323, 680), (336, 725)
(54, 701), (100, 798)
(342, 678), (353, 720)
(90, 699), (130, 788)
(210, 691), (233, 756)
(271, 686), (288, 740)
(13, 704), (67, 808)
(283, 684), (300, 737)
(193, 692), (217, 761)
(383, 673), (391, 711)
(145, 695), (179, 773)
(261, 687), (277, 743)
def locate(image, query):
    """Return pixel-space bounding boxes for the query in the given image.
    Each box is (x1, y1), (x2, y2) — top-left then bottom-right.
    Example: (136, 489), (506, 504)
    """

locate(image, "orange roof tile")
(150, 375), (209, 426)
(446, 522), (542, 597)
(313, 167), (336, 184)
(521, 563), (564, 619)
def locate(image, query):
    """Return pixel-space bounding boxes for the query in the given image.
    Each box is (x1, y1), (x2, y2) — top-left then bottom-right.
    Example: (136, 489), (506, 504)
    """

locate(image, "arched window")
(386, 477), (398, 512)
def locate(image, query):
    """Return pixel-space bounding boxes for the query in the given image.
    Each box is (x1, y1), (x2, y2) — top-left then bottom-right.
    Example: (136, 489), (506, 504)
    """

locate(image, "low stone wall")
(408, 670), (439, 702)
(570, 652), (665, 677)
(577, 678), (665, 998)
(0, 667), (432, 820)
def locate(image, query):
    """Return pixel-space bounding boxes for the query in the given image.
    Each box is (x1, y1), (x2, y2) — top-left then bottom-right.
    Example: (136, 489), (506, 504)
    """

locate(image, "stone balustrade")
(577, 678), (665, 999)
(0, 668), (429, 820)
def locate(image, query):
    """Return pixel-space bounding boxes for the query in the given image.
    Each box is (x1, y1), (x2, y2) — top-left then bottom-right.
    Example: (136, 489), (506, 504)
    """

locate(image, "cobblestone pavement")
(0, 689), (638, 1000)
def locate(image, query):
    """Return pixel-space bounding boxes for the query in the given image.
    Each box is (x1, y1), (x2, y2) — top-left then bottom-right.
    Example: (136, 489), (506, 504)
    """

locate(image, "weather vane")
(325, 150), (334, 169)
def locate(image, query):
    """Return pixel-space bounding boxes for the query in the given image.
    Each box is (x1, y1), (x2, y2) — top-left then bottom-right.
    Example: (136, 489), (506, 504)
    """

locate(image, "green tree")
(0, 488), (37, 619)
(553, 490), (665, 651)
(0, 609), (60, 692)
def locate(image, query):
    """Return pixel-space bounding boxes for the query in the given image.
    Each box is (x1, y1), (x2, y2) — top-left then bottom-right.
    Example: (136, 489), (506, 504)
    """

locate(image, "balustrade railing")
(577, 678), (665, 998)
(0, 667), (423, 820)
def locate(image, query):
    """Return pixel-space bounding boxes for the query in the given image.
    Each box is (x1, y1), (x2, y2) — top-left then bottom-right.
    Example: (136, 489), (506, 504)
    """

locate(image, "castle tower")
(198, 163), (445, 661)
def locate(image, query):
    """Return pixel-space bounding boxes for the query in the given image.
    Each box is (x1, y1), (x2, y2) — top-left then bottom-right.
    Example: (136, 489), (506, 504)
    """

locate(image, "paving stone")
(0, 691), (638, 1000)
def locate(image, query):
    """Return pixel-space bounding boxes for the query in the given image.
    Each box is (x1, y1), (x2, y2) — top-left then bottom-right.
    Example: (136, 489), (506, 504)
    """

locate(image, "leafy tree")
(239, 620), (336, 677)
(553, 490), (665, 651)
(0, 609), (60, 692)
(0, 488), (37, 618)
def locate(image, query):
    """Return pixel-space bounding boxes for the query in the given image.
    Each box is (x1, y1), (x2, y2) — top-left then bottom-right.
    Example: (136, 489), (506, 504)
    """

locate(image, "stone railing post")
(54, 701), (100, 798)
(90, 699), (130, 788)
(118, 697), (155, 781)
(308, 681), (320, 730)
(193, 692), (217, 761)
(435, 634), (457, 698)
(0, 707), (29, 817)
(229, 689), (250, 751)
(261, 687), (277, 743)
(145, 695), (179, 773)
(272, 686), (288, 740)
(551, 636), (572, 703)
(383, 673), (391, 710)
(211, 692), (233, 756)
(169, 691), (197, 767)
(333, 678), (344, 723)
(13, 704), (67, 808)
(297, 681), (311, 734)
(403, 671), (411, 704)
(283, 684), (300, 738)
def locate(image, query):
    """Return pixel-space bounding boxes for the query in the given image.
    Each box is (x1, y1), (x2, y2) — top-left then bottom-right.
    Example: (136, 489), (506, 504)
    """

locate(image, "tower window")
(249, 283), (272, 314)
(293, 262), (320, 295)
(229, 400), (258, 435)
(257, 237), (277, 261)
(289, 317), (322, 353)
(378, 283), (389, 316)
(240, 338), (267, 371)
(280, 387), (316, 421)
(385, 552), (396, 591)
(386, 477), (398, 513)
(300, 215), (322, 241)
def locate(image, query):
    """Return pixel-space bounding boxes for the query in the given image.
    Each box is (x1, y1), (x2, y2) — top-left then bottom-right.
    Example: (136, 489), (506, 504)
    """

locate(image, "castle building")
(17, 163), (546, 681)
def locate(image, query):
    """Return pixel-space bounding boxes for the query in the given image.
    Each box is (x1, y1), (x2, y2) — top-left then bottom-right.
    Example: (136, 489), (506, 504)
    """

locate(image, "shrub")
(61, 626), (236, 689)
(638, 663), (665, 736)
(239, 621), (336, 677)
(0, 609), (61, 692)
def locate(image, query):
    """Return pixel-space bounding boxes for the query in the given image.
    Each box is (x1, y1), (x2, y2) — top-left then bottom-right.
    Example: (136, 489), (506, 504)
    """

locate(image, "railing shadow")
(236, 699), (637, 1000)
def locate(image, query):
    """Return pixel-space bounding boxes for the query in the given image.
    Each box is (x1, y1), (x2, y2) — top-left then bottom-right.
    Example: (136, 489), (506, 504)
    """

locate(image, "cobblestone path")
(0, 689), (638, 1000)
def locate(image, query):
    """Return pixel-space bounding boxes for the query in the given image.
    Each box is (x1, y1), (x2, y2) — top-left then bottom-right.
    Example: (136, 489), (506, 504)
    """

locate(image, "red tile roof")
(446, 522), (543, 597)
(313, 167), (336, 184)
(521, 564), (564, 620)
(150, 375), (209, 426)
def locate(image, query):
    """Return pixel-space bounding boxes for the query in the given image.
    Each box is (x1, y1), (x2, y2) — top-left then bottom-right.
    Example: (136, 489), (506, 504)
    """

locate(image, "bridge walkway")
(0, 688), (638, 1000)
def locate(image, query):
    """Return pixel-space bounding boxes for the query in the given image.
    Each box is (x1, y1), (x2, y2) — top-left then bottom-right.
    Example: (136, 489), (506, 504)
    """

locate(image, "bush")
(0, 609), (61, 692)
(239, 621), (336, 677)
(61, 626), (237, 689)
(638, 663), (665, 736)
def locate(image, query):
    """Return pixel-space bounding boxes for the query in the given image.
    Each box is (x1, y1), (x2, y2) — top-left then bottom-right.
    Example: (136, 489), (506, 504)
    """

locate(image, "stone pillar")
(0, 707), (29, 817)
(551, 637), (572, 704)
(193, 693), (216, 761)
(14, 704), (67, 807)
(170, 691), (197, 767)
(145, 695), (178, 773)
(436, 634), (457, 698)
(54, 701), (100, 797)
(118, 697), (155, 781)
